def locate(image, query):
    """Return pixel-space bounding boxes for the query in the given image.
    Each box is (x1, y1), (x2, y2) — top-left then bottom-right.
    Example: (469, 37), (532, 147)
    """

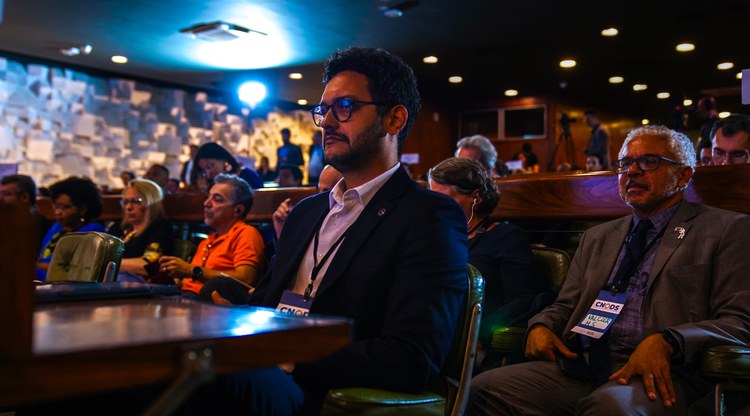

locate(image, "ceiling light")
(448, 76), (463, 84)
(297, 99), (308, 106)
(719, 111), (731, 118)
(601, 28), (619, 37)
(180, 21), (267, 42)
(632, 84), (648, 91)
(288, 73), (303, 80)
(609, 76), (624, 84)
(683, 99), (693, 106)
(675, 43), (695, 52)
(641, 119), (650, 125)
(657, 92), (670, 99)
(717, 62), (734, 70)
(559, 59), (576, 68)
(238, 81), (267, 107)
(504, 89), (518, 97)
(60, 44), (92, 57)
(737, 72), (743, 79)
(111, 55), (128, 64)
(422, 56), (438, 64)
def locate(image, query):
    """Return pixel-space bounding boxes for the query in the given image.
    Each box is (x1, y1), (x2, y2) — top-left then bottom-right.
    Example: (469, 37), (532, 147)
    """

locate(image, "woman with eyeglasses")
(111, 178), (173, 282)
(192, 142), (263, 191)
(36, 176), (105, 281)
(428, 157), (539, 370)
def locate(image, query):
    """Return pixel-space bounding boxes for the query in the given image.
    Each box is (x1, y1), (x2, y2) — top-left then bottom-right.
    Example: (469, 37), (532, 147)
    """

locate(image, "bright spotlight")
(238, 81), (267, 107)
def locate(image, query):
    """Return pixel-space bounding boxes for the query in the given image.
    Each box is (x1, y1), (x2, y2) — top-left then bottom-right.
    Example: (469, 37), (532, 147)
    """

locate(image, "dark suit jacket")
(249, 166), (468, 393)
(530, 201), (750, 365)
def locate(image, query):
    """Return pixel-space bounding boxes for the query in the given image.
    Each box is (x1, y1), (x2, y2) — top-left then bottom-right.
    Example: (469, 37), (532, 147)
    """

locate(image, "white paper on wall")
(146, 151), (166, 164)
(91, 156), (116, 171)
(0, 126), (14, 150)
(58, 154), (92, 178)
(26, 139), (54, 163)
(131, 90), (151, 106)
(73, 114), (96, 137)
(158, 133), (181, 154)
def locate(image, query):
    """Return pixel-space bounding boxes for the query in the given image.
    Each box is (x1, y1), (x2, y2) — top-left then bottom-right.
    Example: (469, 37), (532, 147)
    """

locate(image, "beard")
(620, 172), (681, 213)
(324, 118), (386, 173)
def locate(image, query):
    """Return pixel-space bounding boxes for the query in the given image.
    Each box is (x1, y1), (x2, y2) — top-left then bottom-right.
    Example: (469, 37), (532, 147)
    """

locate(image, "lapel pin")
(674, 227), (686, 239)
(378, 208), (386, 216)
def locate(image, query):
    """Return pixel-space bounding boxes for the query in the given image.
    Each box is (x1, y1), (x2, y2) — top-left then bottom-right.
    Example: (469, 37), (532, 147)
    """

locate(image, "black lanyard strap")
(304, 227), (349, 301)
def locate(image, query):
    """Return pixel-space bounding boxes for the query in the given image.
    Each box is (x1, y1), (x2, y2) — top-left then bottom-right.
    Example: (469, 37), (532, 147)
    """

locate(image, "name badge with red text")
(276, 290), (311, 317)
(571, 290), (627, 339)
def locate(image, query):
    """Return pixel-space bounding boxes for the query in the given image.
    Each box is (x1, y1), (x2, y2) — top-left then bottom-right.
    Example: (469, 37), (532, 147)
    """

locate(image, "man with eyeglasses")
(470, 125), (750, 415)
(710, 113), (750, 165)
(190, 47), (468, 415)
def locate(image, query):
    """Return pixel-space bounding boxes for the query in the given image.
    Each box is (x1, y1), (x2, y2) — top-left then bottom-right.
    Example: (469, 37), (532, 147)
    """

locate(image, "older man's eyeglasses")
(611, 155), (681, 174)
(310, 97), (386, 127)
(120, 197), (144, 207)
(712, 148), (749, 164)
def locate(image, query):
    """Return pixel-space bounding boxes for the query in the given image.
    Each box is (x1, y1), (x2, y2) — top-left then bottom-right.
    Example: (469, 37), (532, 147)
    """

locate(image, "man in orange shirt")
(159, 173), (264, 297)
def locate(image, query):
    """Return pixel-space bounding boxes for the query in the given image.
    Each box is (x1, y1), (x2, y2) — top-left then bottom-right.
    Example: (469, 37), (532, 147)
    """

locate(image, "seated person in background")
(469, 125), (750, 415)
(710, 113), (750, 165)
(585, 153), (604, 171)
(276, 163), (303, 187)
(109, 178), (174, 283)
(1, 174), (51, 241)
(455, 134), (497, 176)
(257, 155), (277, 182)
(36, 177), (105, 281)
(513, 142), (540, 173)
(273, 165), (343, 239)
(144, 164), (169, 190)
(428, 157), (538, 368)
(193, 142), (264, 190)
(159, 173), (264, 297)
(166, 177), (180, 194)
(697, 139), (712, 166)
(119, 170), (135, 188)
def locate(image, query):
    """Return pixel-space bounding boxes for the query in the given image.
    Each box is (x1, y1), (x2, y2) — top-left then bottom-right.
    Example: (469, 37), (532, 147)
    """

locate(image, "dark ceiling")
(0, 0), (748, 121)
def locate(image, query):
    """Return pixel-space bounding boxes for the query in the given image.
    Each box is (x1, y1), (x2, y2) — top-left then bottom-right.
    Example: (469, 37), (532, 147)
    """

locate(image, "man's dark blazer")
(249, 166), (468, 394)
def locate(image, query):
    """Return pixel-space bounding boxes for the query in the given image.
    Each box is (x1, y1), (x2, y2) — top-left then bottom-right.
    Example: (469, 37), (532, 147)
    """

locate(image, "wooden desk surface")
(1, 297), (351, 407)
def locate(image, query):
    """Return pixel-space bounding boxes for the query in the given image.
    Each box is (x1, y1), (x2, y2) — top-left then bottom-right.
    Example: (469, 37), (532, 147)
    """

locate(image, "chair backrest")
(47, 232), (125, 282)
(436, 264), (484, 416)
(173, 238), (198, 262)
(531, 246), (571, 288)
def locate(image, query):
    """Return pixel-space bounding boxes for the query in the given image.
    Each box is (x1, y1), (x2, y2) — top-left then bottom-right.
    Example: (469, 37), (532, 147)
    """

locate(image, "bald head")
(317, 165), (343, 192)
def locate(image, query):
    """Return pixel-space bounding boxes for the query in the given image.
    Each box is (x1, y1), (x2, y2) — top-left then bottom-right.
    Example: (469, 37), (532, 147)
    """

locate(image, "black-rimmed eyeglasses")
(310, 97), (386, 127)
(120, 197), (144, 207)
(611, 155), (681, 174)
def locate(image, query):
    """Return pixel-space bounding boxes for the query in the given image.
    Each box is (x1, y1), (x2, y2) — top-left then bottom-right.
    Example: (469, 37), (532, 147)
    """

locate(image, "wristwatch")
(660, 329), (683, 361)
(192, 266), (204, 282)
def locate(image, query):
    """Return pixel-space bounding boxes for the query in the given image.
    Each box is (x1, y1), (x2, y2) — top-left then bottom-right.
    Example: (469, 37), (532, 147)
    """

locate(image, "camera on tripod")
(559, 112), (577, 136)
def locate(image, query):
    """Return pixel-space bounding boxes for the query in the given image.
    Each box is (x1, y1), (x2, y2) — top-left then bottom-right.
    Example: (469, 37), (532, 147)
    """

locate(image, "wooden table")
(0, 297), (350, 409)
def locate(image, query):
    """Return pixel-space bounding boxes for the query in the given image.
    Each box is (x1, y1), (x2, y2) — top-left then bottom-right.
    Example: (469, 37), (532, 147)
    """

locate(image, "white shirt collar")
(328, 163), (401, 209)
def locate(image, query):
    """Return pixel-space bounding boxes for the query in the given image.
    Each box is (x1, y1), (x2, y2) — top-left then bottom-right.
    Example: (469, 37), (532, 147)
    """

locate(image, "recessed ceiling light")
(559, 59), (577, 68)
(289, 73), (303, 80)
(601, 28), (619, 37)
(504, 89), (519, 97)
(719, 111), (731, 118)
(633, 84), (648, 91)
(675, 43), (695, 52)
(60, 44), (92, 57)
(683, 99), (693, 106)
(737, 72), (743, 80)
(657, 92), (670, 99)
(717, 62), (734, 70)
(641, 119), (650, 125)
(297, 99), (308, 105)
(609, 76), (624, 84)
(423, 56), (438, 64)
(111, 55), (128, 64)
(448, 76), (463, 84)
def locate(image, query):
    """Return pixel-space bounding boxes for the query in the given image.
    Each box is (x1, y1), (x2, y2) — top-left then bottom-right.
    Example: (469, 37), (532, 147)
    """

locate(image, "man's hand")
(609, 333), (676, 408)
(273, 198), (292, 239)
(158, 256), (193, 278)
(211, 290), (233, 306)
(525, 325), (577, 362)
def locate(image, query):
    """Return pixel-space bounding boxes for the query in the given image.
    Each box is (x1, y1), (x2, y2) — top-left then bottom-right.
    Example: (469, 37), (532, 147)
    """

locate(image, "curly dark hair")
(322, 47), (421, 150)
(428, 157), (499, 217)
(49, 176), (103, 221)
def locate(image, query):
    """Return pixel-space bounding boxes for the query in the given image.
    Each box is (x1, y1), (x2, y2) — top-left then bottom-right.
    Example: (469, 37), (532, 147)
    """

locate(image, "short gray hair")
(214, 173), (254, 218)
(619, 125), (696, 171)
(455, 135), (497, 172)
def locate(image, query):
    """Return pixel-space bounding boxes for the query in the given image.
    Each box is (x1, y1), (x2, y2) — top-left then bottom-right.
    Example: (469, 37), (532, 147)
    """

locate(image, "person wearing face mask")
(428, 157), (538, 369)
(192, 142), (264, 190)
(36, 176), (105, 281)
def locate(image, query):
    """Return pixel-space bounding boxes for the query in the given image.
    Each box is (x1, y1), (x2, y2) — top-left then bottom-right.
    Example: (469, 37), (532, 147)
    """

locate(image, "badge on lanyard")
(571, 290), (628, 339)
(276, 290), (312, 317)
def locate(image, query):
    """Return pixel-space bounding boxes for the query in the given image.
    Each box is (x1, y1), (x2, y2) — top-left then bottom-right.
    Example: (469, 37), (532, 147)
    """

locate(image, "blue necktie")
(589, 219), (653, 385)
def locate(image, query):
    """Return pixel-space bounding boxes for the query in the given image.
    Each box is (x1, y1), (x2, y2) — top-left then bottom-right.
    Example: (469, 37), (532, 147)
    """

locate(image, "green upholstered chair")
(321, 264), (485, 416)
(491, 246), (570, 360)
(701, 345), (750, 415)
(173, 238), (198, 262)
(47, 232), (125, 282)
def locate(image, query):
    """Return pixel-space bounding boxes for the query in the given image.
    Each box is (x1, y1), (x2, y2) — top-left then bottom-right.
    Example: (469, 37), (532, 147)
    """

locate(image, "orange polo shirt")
(182, 221), (265, 294)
